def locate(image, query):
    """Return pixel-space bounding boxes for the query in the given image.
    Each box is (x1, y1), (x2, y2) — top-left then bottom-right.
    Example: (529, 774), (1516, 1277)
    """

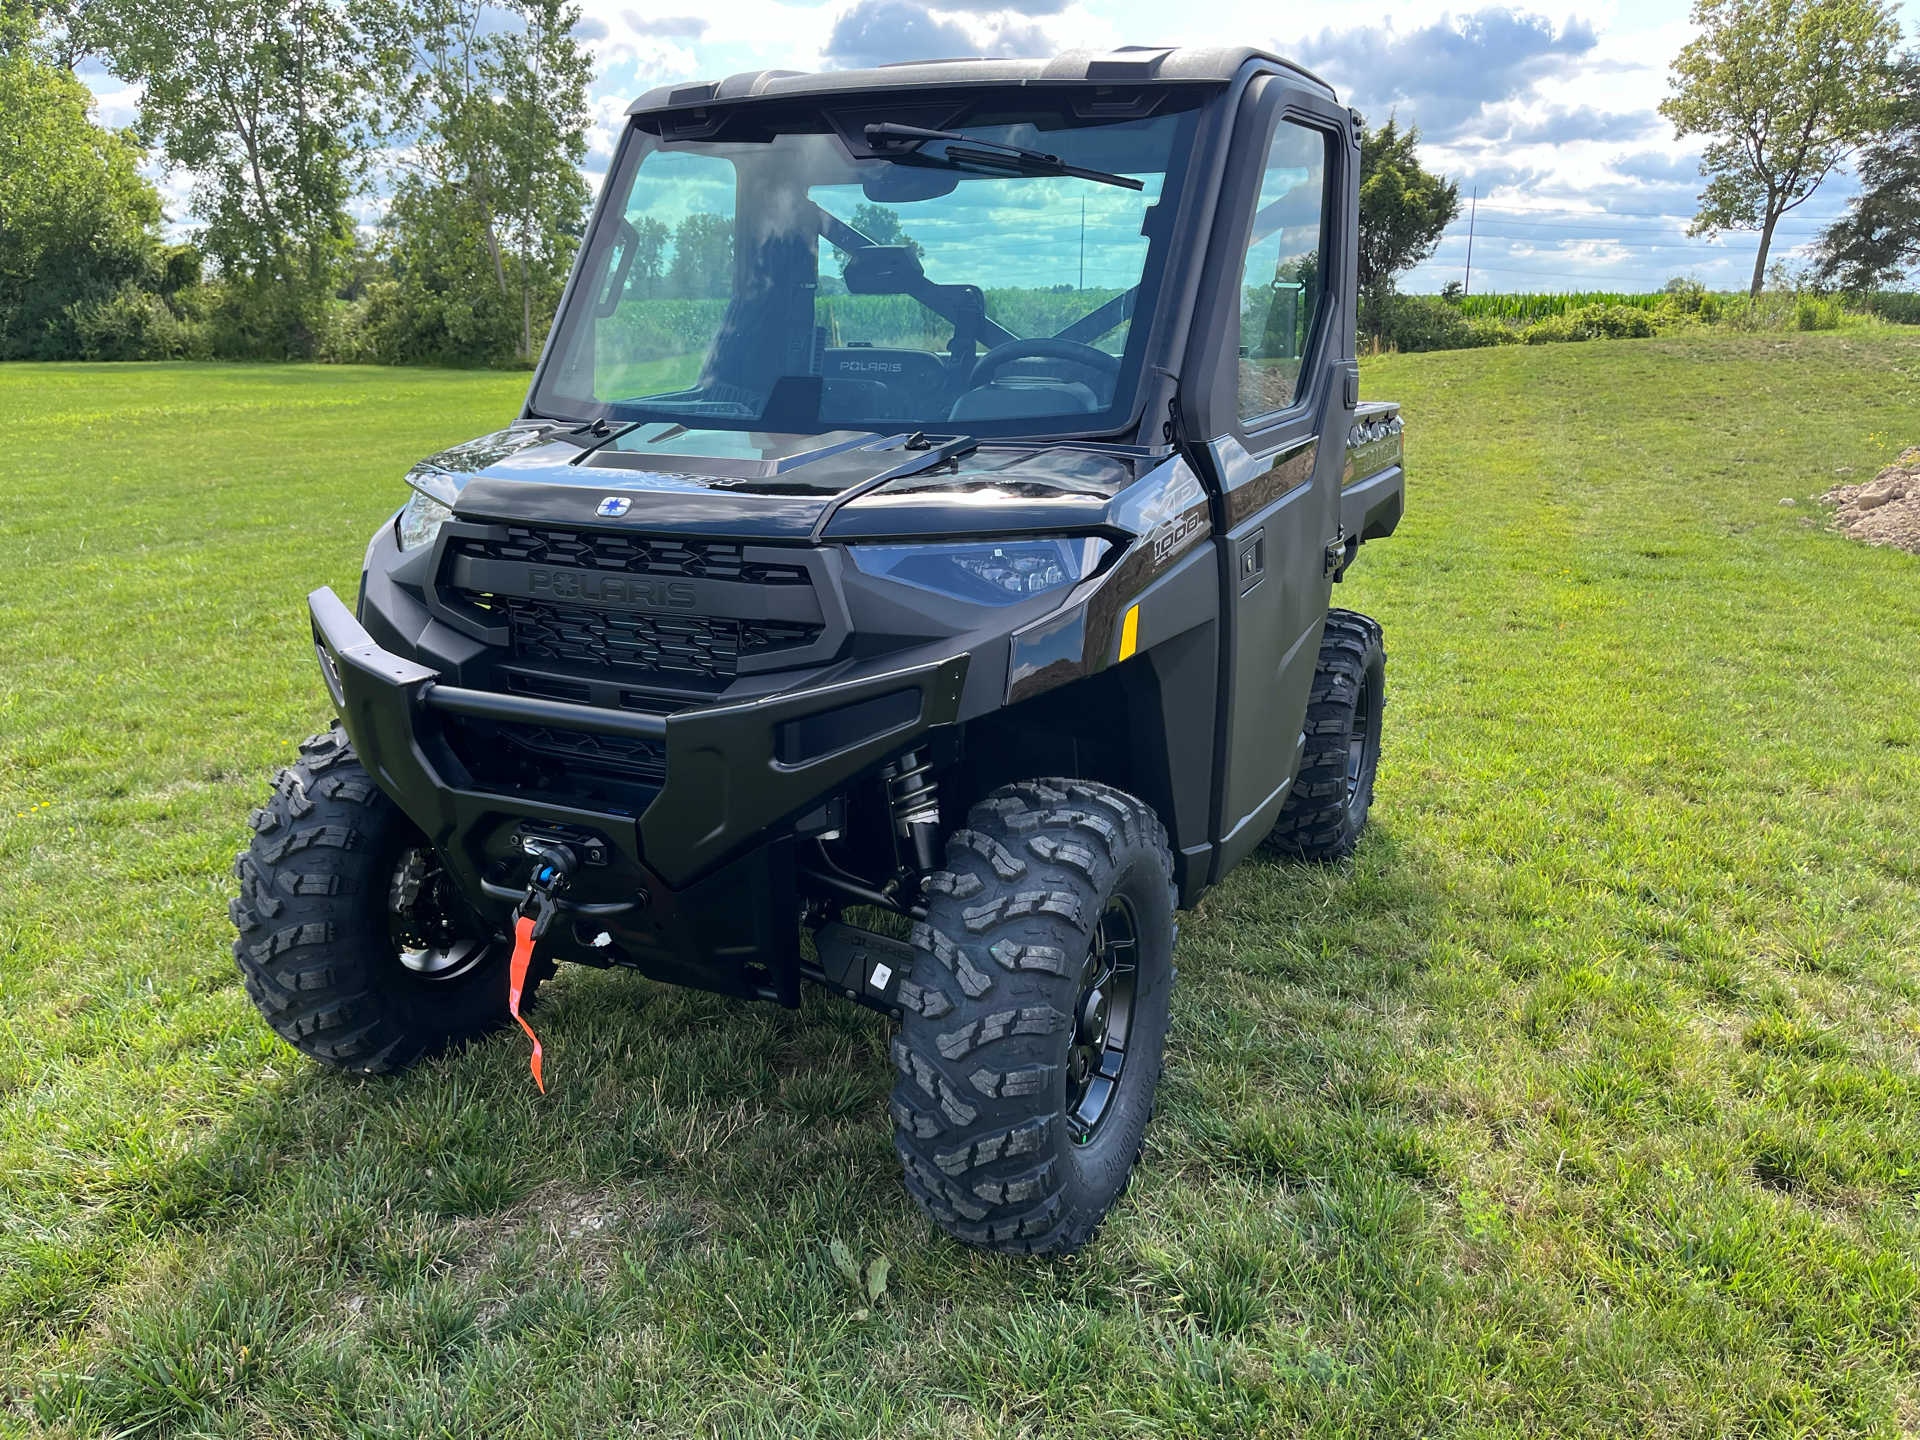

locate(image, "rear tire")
(229, 724), (540, 1074)
(888, 779), (1176, 1255)
(1267, 608), (1385, 861)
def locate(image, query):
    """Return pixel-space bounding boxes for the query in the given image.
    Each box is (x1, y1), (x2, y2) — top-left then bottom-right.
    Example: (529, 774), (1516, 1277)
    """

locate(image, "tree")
(831, 201), (923, 266)
(1661, 0), (1903, 298)
(0, 48), (172, 357)
(1356, 116), (1460, 336)
(1814, 49), (1920, 288)
(1, 0), (91, 68)
(376, 0), (591, 364)
(628, 215), (667, 298)
(666, 212), (732, 299)
(91, 0), (385, 354)
(487, 0), (590, 359)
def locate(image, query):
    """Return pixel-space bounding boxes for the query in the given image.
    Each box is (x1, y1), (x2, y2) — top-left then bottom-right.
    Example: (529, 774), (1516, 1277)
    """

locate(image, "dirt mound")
(1821, 447), (1920, 554)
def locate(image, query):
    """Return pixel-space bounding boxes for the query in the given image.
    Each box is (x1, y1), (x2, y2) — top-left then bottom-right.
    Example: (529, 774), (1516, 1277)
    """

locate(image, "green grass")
(4, 334), (1920, 1436)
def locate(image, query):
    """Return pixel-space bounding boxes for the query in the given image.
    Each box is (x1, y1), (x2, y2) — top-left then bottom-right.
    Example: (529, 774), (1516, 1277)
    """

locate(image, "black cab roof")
(624, 46), (1335, 117)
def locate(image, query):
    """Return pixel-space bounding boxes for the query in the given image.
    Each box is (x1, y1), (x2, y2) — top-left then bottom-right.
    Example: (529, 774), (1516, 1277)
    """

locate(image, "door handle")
(1238, 529), (1266, 593)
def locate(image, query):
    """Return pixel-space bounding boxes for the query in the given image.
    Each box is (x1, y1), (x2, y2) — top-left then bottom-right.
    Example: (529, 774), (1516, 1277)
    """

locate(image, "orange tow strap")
(509, 913), (545, 1093)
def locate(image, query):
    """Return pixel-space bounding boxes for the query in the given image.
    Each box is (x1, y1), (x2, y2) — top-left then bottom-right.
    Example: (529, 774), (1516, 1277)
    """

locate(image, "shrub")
(1716, 289), (1845, 333)
(68, 286), (198, 360)
(1792, 293), (1843, 331)
(352, 277), (528, 369)
(1659, 276), (1712, 314)
(1520, 304), (1660, 344)
(1372, 294), (1475, 352)
(1860, 291), (1920, 324)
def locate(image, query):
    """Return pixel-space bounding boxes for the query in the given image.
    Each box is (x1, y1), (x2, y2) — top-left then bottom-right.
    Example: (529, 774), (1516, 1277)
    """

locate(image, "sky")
(80, 0), (1908, 295)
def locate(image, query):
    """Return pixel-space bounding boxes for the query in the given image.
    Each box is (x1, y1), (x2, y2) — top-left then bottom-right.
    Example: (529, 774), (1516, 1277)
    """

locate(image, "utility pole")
(1079, 197), (1085, 290)
(1464, 185), (1477, 296)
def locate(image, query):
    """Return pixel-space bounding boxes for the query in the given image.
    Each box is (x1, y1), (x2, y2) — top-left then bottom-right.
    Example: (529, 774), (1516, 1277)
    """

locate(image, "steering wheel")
(969, 337), (1122, 389)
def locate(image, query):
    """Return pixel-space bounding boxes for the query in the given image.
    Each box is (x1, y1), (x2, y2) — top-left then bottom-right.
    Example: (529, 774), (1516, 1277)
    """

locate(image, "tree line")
(4, 0), (1915, 368)
(1, 0), (595, 364)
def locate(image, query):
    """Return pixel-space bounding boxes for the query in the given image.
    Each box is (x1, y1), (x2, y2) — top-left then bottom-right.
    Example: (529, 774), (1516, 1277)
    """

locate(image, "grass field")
(4, 333), (1920, 1437)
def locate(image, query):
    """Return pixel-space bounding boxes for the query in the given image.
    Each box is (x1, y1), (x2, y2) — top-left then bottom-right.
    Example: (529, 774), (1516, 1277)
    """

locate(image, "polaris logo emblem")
(596, 496), (631, 517)
(529, 568), (696, 609)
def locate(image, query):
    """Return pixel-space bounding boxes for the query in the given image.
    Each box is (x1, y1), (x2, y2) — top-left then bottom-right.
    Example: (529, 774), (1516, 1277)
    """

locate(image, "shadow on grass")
(24, 827), (1496, 1436)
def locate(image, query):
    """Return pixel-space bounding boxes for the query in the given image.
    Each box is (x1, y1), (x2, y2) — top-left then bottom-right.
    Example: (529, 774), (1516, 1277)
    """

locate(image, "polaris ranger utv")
(232, 45), (1406, 1255)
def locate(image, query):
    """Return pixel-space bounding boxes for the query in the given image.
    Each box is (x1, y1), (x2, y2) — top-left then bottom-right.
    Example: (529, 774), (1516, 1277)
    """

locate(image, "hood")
(425, 423), (1159, 542)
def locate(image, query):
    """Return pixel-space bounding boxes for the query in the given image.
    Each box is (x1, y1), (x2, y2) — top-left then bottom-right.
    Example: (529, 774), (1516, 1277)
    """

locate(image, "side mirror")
(842, 245), (926, 295)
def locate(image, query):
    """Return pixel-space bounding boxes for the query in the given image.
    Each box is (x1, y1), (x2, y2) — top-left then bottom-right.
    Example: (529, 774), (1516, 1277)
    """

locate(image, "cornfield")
(1454, 291), (1670, 323)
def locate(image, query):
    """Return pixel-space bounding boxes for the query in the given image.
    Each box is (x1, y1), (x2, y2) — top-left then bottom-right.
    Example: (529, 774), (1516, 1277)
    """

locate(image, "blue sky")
(83, 0), (1908, 295)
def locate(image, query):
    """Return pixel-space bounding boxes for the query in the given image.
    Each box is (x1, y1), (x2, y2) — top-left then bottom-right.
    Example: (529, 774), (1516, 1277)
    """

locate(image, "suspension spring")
(883, 748), (941, 874)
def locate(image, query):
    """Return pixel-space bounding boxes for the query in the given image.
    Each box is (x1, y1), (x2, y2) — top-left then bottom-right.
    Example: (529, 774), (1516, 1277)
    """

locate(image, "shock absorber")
(883, 748), (941, 875)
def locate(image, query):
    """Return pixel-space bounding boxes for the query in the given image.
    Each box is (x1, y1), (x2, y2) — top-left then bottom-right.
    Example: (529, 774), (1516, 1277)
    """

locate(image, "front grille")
(450, 527), (811, 584)
(497, 596), (819, 681)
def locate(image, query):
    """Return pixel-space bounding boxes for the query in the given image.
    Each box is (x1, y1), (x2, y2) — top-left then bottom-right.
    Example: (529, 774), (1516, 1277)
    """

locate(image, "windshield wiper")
(864, 122), (1145, 192)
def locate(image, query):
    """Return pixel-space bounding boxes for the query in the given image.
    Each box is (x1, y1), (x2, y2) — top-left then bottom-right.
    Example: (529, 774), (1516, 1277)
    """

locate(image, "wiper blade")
(864, 122), (1145, 192)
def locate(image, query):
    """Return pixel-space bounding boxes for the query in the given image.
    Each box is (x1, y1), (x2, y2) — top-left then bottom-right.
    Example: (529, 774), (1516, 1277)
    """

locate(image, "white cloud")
(1293, 7), (1601, 141)
(76, 0), (1867, 292)
(821, 1), (1063, 69)
(621, 12), (711, 37)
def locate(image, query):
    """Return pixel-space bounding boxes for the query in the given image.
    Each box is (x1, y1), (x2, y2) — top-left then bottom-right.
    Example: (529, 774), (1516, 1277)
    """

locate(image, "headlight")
(848, 538), (1110, 606)
(396, 469), (459, 551)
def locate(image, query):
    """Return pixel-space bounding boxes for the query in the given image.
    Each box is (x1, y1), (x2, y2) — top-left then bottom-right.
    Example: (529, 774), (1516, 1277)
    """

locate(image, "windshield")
(531, 94), (1201, 438)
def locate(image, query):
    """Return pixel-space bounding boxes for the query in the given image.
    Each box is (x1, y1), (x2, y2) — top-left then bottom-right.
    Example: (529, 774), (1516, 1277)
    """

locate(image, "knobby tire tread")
(229, 724), (522, 1074)
(1267, 608), (1385, 861)
(889, 779), (1176, 1256)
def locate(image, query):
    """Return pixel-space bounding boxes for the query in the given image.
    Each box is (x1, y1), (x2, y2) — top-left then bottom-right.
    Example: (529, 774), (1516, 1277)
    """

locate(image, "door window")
(1236, 118), (1330, 422)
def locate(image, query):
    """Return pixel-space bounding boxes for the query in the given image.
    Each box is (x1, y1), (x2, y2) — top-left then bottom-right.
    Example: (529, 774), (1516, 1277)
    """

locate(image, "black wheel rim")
(1347, 669), (1377, 804)
(1067, 895), (1139, 1145)
(388, 847), (491, 982)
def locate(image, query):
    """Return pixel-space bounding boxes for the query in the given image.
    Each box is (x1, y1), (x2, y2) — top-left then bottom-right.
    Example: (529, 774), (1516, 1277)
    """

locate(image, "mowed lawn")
(3, 332), (1919, 1437)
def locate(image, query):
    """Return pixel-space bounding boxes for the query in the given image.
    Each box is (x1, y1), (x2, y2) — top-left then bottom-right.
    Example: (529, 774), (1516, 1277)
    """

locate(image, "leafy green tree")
(1814, 49), (1920, 289)
(90, 0), (386, 355)
(831, 202), (923, 266)
(628, 215), (667, 298)
(1, 0), (90, 67)
(376, 0), (591, 364)
(666, 212), (732, 299)
(0, 48), (174, 358)
(1662, 0), (1904, 298)
(486, 0), (590, 359)
(1356, 116), (1460, 336)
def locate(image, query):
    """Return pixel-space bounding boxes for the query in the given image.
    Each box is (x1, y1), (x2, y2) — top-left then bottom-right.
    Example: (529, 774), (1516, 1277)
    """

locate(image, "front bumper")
(310, 585), (968, 1001)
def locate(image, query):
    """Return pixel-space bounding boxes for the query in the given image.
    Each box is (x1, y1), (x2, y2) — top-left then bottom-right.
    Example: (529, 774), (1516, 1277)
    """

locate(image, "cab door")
(1185, 79), (1355, 878)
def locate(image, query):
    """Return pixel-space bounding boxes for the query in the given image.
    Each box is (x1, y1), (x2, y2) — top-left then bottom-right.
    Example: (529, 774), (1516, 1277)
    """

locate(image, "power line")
(1434, 235), (1824, 252)
(1409, 261), (1687, 284)
(1436, 216), (1830, 237)
(1453, 199), (1843, 222)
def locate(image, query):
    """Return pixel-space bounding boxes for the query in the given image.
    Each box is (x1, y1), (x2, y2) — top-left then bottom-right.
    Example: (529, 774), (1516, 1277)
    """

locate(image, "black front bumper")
(310, 586), (968, 1002)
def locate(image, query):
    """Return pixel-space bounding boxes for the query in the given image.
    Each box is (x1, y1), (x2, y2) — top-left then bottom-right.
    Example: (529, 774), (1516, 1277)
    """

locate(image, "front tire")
(888, 780), (1177, 1255)
(229, 725), (538, 1073)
